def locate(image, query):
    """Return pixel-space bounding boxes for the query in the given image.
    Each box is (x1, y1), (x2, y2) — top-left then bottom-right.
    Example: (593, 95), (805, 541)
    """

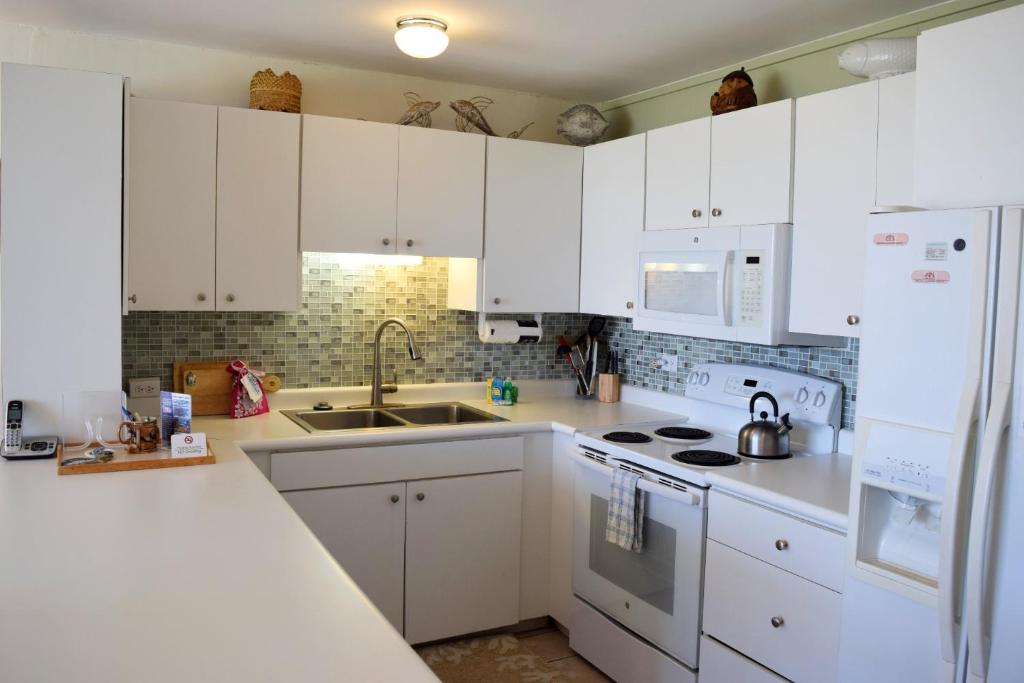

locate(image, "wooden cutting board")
(173, 360), (235, 416)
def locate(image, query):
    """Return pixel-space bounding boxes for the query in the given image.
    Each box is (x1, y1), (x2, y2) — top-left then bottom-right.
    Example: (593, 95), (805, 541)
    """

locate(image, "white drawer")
(703, 540), (841, 683)
(708, 490), (845, 591)
(700, 635), (787, 683)
(270, 436), (524, 490)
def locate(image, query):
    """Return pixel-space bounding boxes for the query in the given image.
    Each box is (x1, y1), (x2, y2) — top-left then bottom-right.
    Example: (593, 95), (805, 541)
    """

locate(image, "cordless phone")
(4, 400), (23, 454)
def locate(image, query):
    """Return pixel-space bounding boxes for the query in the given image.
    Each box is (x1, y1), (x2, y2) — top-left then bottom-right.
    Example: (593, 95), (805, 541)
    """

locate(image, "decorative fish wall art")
(450, 96), (535, 139)
(556, 104), (609, 146)
(397, 92), (440, 127)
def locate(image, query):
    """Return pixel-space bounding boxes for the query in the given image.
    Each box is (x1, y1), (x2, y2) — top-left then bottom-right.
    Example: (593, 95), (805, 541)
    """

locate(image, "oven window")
(589, 494), (677, 615)
(644, 264), (718, 316)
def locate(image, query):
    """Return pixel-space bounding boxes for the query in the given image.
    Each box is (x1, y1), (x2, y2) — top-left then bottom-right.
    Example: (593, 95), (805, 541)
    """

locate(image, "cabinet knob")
(771, 616), (785, 628)
(775, 539), (789, 551)
(390, 494), (400, 504)
(847, 314), (860, 326)
(406, 239), (414, 248)
(416, 492), (425, 502)
(711, 208), (722, 217)
(128, 294), (137, 304)
(691, 209), (702, 218)
(382, 237), (391, 246)
(197, 293), (206, 302)
(626, 301), (634, 310)
(226, 294), (235, 303)
(493, 297), (502, 305)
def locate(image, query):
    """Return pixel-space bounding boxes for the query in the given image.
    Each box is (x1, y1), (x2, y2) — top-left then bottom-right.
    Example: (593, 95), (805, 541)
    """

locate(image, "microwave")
(633, 224), (837, 346)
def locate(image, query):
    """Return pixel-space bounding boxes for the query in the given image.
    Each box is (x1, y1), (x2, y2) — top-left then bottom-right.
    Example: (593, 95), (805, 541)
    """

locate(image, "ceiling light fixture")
(394, 16), (449, 59)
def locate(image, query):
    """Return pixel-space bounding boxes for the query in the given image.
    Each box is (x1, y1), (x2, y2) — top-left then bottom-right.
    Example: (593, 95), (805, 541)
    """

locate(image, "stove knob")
(688, 371), (699, 385)
(814, 390), (827, 407)
(699, 372), (710, 386)
(796, 387), (810, 404)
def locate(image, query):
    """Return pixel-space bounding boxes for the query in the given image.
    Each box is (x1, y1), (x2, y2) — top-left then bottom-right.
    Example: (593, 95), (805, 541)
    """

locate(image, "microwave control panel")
(737, 252), (764, 327)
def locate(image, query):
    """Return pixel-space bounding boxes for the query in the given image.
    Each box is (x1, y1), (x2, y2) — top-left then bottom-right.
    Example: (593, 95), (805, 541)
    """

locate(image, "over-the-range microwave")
(633, 224), (840, 346)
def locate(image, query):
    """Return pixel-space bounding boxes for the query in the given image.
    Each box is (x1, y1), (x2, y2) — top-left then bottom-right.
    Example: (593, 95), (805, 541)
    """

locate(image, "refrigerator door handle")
(966, 381), (1012, 682)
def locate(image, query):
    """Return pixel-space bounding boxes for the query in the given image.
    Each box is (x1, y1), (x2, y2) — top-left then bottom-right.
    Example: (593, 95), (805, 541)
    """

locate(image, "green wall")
(599, 0), (1023, 138)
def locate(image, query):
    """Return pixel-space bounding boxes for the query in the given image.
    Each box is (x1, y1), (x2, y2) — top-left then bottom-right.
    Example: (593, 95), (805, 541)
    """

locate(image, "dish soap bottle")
(490, 377), (505, 405)
(502, 378), (514, 406)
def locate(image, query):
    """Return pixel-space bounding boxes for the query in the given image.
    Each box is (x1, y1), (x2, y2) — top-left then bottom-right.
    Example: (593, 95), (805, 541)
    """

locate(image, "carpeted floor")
(416, 626), (610, 682)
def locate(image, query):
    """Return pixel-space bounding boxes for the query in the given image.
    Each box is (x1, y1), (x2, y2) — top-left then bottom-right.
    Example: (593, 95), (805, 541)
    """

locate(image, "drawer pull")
(389, 494), (400, 503)
(775, 539), (789, 551)
(771, 616), (785, 628)
(416, 492), (425, 501)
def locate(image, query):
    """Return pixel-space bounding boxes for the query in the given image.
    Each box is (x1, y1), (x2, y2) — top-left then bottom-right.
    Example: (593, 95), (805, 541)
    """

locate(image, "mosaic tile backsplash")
(123, 255), (859, 428)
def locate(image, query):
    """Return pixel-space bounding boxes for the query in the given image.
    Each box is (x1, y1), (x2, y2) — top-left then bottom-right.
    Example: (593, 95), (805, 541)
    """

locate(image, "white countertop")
(0, 382), (677, 683)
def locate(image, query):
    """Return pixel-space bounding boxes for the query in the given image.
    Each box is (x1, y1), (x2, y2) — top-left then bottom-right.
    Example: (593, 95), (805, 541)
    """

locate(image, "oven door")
(572, 451), (707, 668)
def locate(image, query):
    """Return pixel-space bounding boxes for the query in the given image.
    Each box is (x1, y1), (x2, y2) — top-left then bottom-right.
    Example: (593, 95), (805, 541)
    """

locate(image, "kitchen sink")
(387, 403), (506, 425)
(281, 402), (505, 433)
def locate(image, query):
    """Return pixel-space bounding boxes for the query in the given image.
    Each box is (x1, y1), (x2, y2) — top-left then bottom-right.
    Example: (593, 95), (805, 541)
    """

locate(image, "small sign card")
(170, 432), (207, 458)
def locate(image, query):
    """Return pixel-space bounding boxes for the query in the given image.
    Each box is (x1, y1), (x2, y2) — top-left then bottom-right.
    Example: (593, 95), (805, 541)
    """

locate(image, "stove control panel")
(686, 362), (842, 428)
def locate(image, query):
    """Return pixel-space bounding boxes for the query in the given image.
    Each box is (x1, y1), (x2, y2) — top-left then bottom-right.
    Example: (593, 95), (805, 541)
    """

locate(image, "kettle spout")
(777, 413), (794, 434)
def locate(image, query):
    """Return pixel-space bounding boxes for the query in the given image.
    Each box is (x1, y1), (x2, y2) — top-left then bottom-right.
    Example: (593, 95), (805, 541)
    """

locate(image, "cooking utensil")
(737, 391), (793, 458)
(557, 344), (590, 394)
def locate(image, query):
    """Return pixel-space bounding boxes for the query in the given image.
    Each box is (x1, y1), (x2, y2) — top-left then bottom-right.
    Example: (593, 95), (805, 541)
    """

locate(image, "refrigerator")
(837, 207), (1024, 682)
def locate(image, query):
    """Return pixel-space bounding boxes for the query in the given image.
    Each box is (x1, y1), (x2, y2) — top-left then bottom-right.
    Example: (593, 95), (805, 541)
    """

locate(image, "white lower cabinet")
(700, 635), (787, 683)
(282, 482), (407, 633)
(547, 432), (577, 627)
(405, 470), (523, 643)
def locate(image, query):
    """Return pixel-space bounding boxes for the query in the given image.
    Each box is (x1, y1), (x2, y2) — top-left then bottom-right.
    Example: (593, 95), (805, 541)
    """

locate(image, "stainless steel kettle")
(738, 391), (793, 459)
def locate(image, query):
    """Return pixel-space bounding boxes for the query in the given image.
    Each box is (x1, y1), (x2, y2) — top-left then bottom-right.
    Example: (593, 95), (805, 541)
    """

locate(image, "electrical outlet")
(129, 376), (161, 398)
(651, 353), (678, 373)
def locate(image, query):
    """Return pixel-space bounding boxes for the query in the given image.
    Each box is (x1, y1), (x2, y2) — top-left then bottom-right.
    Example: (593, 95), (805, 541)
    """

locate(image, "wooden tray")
(57, 442), (215, 475)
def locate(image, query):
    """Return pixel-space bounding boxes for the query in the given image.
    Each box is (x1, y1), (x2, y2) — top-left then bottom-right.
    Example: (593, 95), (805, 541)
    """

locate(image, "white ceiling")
(0, 0), (940, 100)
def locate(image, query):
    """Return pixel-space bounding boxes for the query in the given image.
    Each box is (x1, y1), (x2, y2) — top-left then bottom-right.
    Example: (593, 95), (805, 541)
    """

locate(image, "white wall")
(0, 21), (573, 143)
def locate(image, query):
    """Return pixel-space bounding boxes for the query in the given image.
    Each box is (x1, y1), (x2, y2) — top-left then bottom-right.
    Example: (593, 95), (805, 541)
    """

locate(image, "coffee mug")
(117, 418), (160, 453)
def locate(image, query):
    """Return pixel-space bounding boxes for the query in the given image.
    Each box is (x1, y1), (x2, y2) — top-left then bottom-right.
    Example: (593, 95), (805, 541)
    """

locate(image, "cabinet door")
(282, 482), (407, 634)
(645, 118), (711, 229)
(405, 471), (522, 644)
(484, 138), (582, 312)
(709, 99), (794, 227)
(216, 107), (301, 311)
(790, 82), (878, 338)
(300, 115), (399, 254)
(548, 433), (576, 627)
(128, 98), (217, 310)
(397, 126), (484, 258)
(913, 4), (1024, 208)
(876, 72), (916, 209)
(580, 134), (646, 317)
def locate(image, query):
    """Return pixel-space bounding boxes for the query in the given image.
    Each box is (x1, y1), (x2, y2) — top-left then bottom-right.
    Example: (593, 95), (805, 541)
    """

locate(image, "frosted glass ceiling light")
(394, 16), (449, 58)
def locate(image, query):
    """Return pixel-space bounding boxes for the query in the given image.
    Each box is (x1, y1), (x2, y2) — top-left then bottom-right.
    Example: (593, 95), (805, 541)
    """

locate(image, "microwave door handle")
(715, 250), (730, 326)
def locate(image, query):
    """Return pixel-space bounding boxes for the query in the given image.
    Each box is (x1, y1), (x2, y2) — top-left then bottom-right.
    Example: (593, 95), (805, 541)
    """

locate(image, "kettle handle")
(749, 391), (780, 419)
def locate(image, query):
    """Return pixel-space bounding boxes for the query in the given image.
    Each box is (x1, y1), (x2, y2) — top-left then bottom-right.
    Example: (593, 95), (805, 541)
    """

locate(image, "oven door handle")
(573, 451), (702, 507)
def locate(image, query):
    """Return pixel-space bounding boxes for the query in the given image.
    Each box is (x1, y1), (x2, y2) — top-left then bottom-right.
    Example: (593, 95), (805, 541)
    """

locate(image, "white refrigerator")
(838, 207), (1024, 682)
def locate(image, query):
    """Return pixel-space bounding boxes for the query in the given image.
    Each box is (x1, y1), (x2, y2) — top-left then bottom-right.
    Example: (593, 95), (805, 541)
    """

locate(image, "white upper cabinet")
(300, 116), (398, 254)
(216, 107), (301, 311)
(875, 72), (916, 209)
(645, 118), (711, 229)
(581, 134), (646, 317)
(398, 126), (485, 258)
(128, 98), (217, 311)
(914, 3), (1024, 208)
(790, 82), (878, 338)
(709, 99), (794, 227)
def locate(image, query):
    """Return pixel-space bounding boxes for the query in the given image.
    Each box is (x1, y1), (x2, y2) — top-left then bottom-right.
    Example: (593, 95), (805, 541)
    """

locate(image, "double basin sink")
(282, 402), (507, 433)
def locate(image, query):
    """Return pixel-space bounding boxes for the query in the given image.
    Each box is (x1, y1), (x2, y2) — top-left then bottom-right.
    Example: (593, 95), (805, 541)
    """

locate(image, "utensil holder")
(598, 373), (621, 403)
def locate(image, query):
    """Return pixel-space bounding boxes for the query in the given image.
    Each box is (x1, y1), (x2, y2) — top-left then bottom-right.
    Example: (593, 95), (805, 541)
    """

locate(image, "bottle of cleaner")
(502, 378), (514, 406)
(491, 377), (505, 404)
(485, 376), (494, 403)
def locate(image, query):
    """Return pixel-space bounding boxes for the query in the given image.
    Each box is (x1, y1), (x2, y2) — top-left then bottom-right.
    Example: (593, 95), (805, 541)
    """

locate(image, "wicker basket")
(249, 69), (302, 113)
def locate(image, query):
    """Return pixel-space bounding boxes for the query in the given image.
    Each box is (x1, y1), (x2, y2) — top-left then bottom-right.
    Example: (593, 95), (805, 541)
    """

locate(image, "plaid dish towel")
(606, 467), (645, 552)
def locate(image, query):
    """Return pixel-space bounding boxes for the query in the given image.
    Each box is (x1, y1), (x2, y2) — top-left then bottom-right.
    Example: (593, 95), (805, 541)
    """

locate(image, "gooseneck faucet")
(370, 318), (423, 407)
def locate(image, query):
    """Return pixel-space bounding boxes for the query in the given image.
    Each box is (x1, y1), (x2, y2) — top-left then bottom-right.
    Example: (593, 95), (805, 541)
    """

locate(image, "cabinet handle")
(197, 293), (206, 302)
(775, 539), (789, 551)
(416, 492), (425, 502)
(382, 237), (391, 246)
(771, 616), (785, 628)
(226, 294), (235, 303)
(711, 208), (722, 217)
(493, 297), (502, 305)
(390, 494), (400, 503)
(128, 294), (137, 304)
(406, 239), (414, 248)
(691, 209), (702, 218)
(847, 314), (860, 326)
(625, 301), (634, 310)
